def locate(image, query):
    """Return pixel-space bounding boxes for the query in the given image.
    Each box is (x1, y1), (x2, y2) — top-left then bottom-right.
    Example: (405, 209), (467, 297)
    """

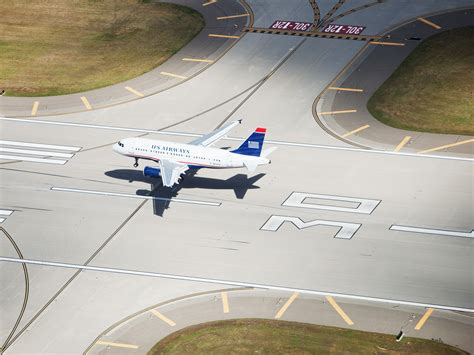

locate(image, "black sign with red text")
(270, 20), (313, 32)
(320, 23), (366, 35)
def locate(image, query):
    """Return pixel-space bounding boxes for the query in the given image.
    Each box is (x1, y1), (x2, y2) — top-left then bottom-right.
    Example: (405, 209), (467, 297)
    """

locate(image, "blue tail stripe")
(231, 131), (265, 157)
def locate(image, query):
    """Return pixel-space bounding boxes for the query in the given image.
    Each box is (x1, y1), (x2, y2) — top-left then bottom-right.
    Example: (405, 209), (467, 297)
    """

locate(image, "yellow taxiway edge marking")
(394, 136), (411, 152)
(221, 291), (230, 313)
(418, 138), (474, 154)
(328, 87), (363, 92)
(417, 17), (441, 30)
(370, 41), (405, 46)
(341, 124), (370, 138)
(150, 309), (176, 326)
(182, 58), (214, 63)
(124, 86), (144, 97)
(275, 292), (299, 319)
(202, 0), (217, 6)
(160, 72), (188, 80)
(96, 340), (138, 349)
(208, 34), (240, 39)
(80, 96), (92, 110)
(31, 101), (39, 116)
(320, 109), (357, 115)
(326, 296), (354, 325)
(415, 308), (434, 330)
(217, 14), (249, 20)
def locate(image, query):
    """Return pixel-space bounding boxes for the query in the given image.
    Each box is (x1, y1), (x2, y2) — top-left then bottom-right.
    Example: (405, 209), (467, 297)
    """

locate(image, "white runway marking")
(0, 256), (472, 313)
(0, 155), (66, 165)
(0, 210), (13, 216)
(1, 117), (472, 162)
(0, 148), (74, 158)
(0, 140), (81, 151)
(390, 225), (473, 239)
(0, 139), (81, 164)
(0, 218), (5, 223)
(51, 187), (222, 207)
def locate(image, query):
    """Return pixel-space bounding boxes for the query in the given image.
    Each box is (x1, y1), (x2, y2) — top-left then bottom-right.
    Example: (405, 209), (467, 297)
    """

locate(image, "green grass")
(148, 319), (466, 354)
(367, 26), (474, 136)
(0, 0), (204, 96)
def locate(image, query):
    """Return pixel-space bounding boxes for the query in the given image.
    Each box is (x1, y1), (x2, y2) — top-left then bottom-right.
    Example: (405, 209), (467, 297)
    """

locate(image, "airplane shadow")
(104, 169), (265, 217)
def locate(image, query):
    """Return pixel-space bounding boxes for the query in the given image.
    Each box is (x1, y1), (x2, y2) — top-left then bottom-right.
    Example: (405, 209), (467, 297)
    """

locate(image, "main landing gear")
(133, 158), (139, 168)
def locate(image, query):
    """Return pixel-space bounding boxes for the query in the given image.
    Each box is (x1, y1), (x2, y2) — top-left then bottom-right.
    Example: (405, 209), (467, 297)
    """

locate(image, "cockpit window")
(118, 141), (124, 147)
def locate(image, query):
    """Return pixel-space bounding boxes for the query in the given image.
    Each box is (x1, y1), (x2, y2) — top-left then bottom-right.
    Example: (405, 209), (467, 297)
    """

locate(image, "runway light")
(396, 331), (405, 342)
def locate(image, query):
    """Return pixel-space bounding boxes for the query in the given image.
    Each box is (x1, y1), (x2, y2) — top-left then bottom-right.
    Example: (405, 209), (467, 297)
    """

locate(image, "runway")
(0, 0), (473, 353)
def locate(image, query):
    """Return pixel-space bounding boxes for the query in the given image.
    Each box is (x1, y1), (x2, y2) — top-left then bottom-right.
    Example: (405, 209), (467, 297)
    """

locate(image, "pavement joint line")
(182, 58), (214, 63)
(51, 187), (222, 207)
(394, 136), (411, 152)
(202, 0), (217, 6)
(328, 87), (363, 92)
(80, 96), (92, 110)
(341, 124), (370, 138)
(326, 296), (354, 325)
(160, 72), (188, 80)
(221, 291), (230, 313)
(150, 309), (176, 327)
(320, 109), (357, 115)
(31, 101), (39, 116)
(418, 139), (474, 154)
(275, 292), (298, 319)
(95, 340), (138, 349)
(1, 117), (473, 162)
(370, 41), (405, 46)
(1, 257), (473, 313)
(208, 34), (240, 39)
(124, 86), (144, 97)
(415, 308), (434, 330)
(217, 14), (249, 20)
(390, 225), (473, 239)
(417, 17), (441, 29)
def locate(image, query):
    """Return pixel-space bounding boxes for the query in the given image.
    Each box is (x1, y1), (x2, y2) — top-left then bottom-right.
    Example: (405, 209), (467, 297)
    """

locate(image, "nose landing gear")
(133, 158), (139, 168)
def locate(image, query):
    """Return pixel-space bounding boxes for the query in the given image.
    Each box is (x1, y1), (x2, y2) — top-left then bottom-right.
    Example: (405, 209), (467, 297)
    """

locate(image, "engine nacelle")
(143, 166), (161, 178)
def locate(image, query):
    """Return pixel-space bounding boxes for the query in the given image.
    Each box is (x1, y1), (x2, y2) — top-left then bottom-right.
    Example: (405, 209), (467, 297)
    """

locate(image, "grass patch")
(148, 319), (466, 354)
(0, 0), (204, 96)
(367, 26), (474, 135)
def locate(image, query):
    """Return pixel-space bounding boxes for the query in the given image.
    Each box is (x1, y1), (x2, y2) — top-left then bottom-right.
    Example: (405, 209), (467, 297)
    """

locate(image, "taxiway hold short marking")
(0, 140), (81, 152)
(0, 148), (74, 158)
(80, 96), (92, 110)
(390, 225), (473, 239)
(418, 139), (474, 154)
(326, 296), (354, 325)
(217, 14), (249, 20)
(160, 72), (188, 80)
(1, 257), (473, 313)
(415, 308), (434, 330)
(31, 101), (39, 116)
(320, 109), (357, 115)
(202, 0), (217, 6)
(0, 210), (14, 216)
(370, 41), (405, 46)
(124, 86), (144, 97)
(182, 58), (214, 63)
(150, 309), (176, 326)
(96, 340), (139, 349)
(208, 34), (240, 39)
(51, 187), (222, 207)
(417, 17), (441, 29)
(221, 291), (230, 313)
(275, 292), (298, 319)
(0, 155), (66, 165)
(394, 136), (411, 152)
(341, 125), (370, 138)
(328, 87), (363, 92)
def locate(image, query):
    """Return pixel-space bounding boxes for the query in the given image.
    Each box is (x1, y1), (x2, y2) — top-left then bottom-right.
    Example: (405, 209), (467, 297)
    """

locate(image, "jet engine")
(143, 166), (161, 178)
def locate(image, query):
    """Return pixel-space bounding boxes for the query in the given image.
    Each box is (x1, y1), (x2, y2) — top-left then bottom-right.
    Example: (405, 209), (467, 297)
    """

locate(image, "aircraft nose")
(112, 143), (120, 153)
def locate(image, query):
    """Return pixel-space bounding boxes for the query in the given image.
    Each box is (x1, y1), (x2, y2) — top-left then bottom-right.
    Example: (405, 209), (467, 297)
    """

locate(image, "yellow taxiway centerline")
(202, 0), (217, 6)
(417, 17), (441, 30)
(96, 340), (138, 349)
(328, 87), (363, 92)
(275, 292), (299, 319)
(370, 41), (405, 46)
(31, 101), (39, 116)
(182, 58), (214, 63)
(221, 291), (230, 313)
(394, 136), (411, 152)
(160, 72), (188, 80)
(80, 96), (92, 110)
(217, 14), (249, 20)
(208, 34), (240, 39)
(125, 86), (144, 97)
(418, 138), (474, 154)
(341, 124), (370, 138)
(150, 309), (176, 327)
(320, 109), (357, 115)
(415, 308), (434, 330)
(326, 296), (354, 325)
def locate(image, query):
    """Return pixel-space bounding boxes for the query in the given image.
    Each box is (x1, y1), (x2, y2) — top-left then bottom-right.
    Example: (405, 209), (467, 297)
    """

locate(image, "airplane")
(112, 120), (275, 187)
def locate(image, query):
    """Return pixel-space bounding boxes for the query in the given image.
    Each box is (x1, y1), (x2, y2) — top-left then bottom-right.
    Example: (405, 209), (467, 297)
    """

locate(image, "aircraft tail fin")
(231, 128), (266, 157)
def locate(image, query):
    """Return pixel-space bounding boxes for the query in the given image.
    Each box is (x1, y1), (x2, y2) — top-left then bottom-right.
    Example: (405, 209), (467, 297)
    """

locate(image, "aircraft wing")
(159, 159), (189, 187)
(189, 120), (241, 147)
